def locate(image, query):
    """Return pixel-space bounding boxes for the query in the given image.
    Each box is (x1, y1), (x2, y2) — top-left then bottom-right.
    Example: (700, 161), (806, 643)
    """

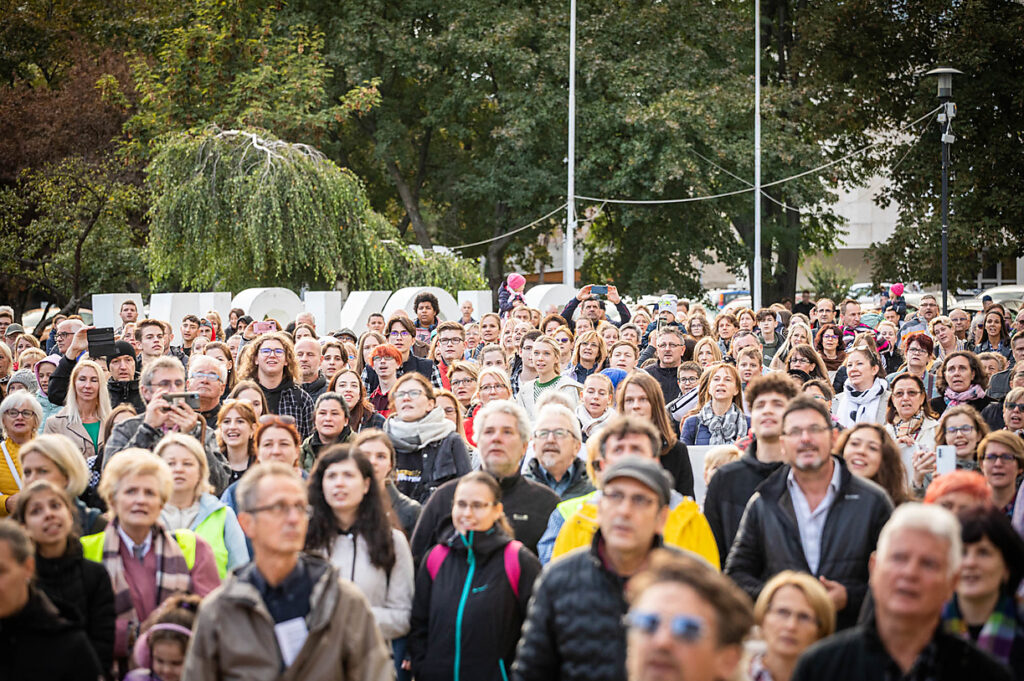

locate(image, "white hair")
(876, 503), (962, 576)
(0, 390), (43, 427)
(188, 353), (227, 383)
(474, 399), (531, 446)
(534, 403), (582, 442)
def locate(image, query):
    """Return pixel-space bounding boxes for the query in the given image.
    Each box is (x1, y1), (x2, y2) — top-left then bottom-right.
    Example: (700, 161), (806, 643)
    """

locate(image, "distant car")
(721, 297), (752, 316)
(703, 289), (749, 310)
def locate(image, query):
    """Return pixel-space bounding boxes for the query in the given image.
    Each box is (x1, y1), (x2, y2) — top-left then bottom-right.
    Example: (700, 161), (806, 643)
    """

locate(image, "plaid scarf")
(893, 409), (926, 440)
(103, 520), (193, 630)
(942, 592), (1020, 666)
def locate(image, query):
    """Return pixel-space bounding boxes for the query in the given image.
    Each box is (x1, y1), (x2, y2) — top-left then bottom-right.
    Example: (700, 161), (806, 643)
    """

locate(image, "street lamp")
(925, 66), (962, 315)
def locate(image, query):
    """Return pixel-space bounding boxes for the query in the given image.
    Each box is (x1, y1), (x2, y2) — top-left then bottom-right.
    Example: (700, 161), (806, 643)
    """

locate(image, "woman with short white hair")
(81, 448), (220, 675)
(0, 390), (42, 516)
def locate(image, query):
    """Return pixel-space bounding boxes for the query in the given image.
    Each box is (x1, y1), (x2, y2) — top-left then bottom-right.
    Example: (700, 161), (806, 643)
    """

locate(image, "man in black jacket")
(513, 456), (678, 681)
(47, 334), (145, 414)
(793, 503), (1012, 681)
(725, 395), (892, 630)
(410, 400), (558, 561)
(643, 326), (688, 404)
(704, 373), (797, 559)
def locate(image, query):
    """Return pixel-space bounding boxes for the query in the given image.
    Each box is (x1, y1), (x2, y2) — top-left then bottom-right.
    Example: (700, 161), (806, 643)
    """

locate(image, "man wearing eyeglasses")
(184, 462), (392, 681)
(410, 400), (559, 561)
(899, 294), (941, 342)
(104, 356), (229, 493)
(433, 321), (466, 391)
(513, 456), (684, 681)
(624, 551), (752, 681)
(188, 354), (228, 428)
(522, 404), (594, 501)
(812, 299), (836, 332)
(725, 395), (892, 630)
(644, 327), (689, 404)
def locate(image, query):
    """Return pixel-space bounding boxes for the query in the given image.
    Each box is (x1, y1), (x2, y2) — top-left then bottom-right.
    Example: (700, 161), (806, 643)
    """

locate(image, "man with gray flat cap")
(514, 456), (689, 681)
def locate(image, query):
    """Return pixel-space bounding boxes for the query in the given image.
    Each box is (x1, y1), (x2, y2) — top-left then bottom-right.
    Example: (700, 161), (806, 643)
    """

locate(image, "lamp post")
(925, 66), (962, 315)
(564, 0), (578, 287)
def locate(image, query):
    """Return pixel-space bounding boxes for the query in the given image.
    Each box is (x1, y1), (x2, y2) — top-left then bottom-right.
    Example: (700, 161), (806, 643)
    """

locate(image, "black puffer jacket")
(387, 480), (422, 536)
(410, 471), (559, 563)
(409, 528), (541, 681)
(512, 533), (673, 681)
(792, 615), (1013, 681)
(703, 438), (785, 560)
(0, 587), (103, 681)
(394, 431), (471, 504)
(33, 540), (115, 674)
(724, 458), (893, 629)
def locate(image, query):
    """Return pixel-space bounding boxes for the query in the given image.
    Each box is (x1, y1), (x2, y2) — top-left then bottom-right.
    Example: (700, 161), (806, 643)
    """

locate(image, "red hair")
(923, 470), (992, 505)
(370, 343), (403, 365)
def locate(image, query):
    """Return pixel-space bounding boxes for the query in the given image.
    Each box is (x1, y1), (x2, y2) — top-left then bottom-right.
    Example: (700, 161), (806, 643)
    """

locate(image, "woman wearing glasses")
(464, 368), (513, 448)
(306, 445), (415, 680)
(977, 431), (1024, 516)
(1, 391), (41, 516)
(813, 324), (846, 382)
(384, 373), (470, 503)
(784, 344), (829, 383)
(748, 571), (836, 681)
(408, 472), (541, 681)
(935, 405), (990, 476)
(885, 373), (940, 454)
(888, 332), (940, 399)
(81, 448), (219, 676)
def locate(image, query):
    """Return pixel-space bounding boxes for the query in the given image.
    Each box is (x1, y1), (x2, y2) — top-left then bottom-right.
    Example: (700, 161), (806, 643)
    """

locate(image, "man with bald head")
(295, 337), (327, 401)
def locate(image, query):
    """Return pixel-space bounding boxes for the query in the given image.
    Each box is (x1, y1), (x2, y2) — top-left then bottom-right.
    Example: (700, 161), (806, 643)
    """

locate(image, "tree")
(0, 157), (147, 321)
(146, 127), (482, 292)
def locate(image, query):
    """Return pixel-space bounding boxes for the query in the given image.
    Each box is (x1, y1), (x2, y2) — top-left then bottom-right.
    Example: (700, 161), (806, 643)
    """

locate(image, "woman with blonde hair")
(154, 433), (248, 578)
(565, 330), (607, 384)
(19, 433), (105, 533)
(81, 448), (219, 675)
(693, 336), (722, 370)
(749, 571), (836, 681)
(44, 359), (111, 469)
(769, 321), (812, 371)
(681, 362), (748, 447)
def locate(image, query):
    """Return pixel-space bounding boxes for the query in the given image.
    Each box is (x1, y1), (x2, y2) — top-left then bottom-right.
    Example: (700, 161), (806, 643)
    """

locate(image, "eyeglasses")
(259, 348), (285, 357)
(259, 414), (296, 426)
(556, 337), (572, 344)
(55, 332), (75, 340)
(451, 378), (476, 387)
(4, 409), (36, 419)
(152, 379), (186, 390)
(892, 390), (922, 398)
(945, 425), (975, 435)
(1005, 402), (1024, 412)
(677, 376), (699, 385)
(782, 425), (831, 438)
(657, 343), (681, 350)
(603, 489), (657, 509)
(189, 371), (221, 382)
(983, 453), (1018, 463)
(454, 500), (496, 512)
(907, 347), (929, 355)
(247, 501), (310, 518)
(394, 388), (424, 400)
(767, 607), (818, 627)
(389, 330), (411, 338)
(437, 337), (463, 346)
(479, 384), (506, 393)
(623, 612), (704, 642)
(534, 428), (573, 440)
(790, 357), (812, 366)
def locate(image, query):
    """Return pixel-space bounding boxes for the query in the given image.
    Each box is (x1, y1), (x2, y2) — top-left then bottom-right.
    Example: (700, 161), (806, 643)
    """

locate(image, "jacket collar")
(228, 554), (337, 632)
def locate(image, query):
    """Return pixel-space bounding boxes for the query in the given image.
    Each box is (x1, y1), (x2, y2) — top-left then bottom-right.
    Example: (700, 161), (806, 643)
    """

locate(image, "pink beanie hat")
(507, 273), (526, 290)
(890, 283), (904, 297)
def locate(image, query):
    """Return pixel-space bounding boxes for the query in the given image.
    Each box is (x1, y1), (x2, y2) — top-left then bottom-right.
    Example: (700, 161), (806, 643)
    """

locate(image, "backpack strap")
(504, 540), (523, 599)
(426, 544), (450, 580)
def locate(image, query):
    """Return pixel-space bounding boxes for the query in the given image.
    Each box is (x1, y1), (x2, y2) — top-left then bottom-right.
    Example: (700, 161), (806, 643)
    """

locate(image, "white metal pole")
(752, 0), (762, 309)
(564, 0), (577, 287)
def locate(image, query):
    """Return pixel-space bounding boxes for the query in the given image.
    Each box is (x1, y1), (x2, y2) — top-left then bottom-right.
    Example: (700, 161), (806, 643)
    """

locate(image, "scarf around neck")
(576, 404), (614, 437)
(838, 376), (887, 428)
(944, 383), (987, 407)
(383, 406), (455, 453)
(697, 402), (744, 445)
(942, 592), (1020, 665)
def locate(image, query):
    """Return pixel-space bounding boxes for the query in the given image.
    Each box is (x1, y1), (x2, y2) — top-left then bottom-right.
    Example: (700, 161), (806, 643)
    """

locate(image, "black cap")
(106, 341), (137, 368)
(601, 456), (673, 507)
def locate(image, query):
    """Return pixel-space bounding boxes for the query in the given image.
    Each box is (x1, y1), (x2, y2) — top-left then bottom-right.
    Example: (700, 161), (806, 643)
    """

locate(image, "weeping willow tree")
(146, 127), (484, 292)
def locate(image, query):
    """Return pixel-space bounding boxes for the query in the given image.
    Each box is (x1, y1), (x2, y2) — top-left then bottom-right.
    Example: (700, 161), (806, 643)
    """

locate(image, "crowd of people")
(0, 278), (1022, 681)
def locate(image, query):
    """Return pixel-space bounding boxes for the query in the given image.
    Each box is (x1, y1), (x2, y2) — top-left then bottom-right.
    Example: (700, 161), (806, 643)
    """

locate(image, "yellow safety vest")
(81, 528), (198, 570)
(194, 507), (230, 578)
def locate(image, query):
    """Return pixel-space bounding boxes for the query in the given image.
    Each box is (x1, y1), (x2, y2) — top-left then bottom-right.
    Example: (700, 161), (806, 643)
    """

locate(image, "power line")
(576, 105), (945, 204)
(447, 203), (567, 250)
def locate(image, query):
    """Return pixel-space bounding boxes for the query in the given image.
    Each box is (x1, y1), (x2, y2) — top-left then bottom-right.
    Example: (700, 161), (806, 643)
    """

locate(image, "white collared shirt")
(117, 524), (153, 560)
(786, 459), (842, 575)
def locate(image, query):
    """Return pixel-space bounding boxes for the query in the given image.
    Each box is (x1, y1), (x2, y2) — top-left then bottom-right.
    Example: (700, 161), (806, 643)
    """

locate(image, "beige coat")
(182, 556), (394, 681)
(43, 409), (104, 461)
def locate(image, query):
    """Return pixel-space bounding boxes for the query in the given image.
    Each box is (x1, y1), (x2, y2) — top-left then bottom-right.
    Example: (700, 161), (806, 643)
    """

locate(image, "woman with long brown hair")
(330, 368), (386, 432)
(835, 423), (911, 505)
(615, 371), (694, 497)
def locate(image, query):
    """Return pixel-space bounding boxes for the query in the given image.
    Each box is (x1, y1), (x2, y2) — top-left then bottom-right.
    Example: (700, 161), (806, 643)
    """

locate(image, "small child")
(498, 273), (527, 317)
(703, 445), (742, 486)
(126, 594), (201, 681)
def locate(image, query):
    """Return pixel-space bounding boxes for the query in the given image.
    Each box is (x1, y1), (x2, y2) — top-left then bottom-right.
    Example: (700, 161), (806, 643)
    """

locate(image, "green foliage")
(0, 157), (147, 308)
(146, 127), (483, 292)
(804, 257), (854, 304)
(124, 0), (380, 159)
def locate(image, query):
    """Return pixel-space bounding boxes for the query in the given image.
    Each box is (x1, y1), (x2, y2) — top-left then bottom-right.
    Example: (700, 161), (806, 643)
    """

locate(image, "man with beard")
(725, 395), (892, 629)
(523, 404), (594, 501)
